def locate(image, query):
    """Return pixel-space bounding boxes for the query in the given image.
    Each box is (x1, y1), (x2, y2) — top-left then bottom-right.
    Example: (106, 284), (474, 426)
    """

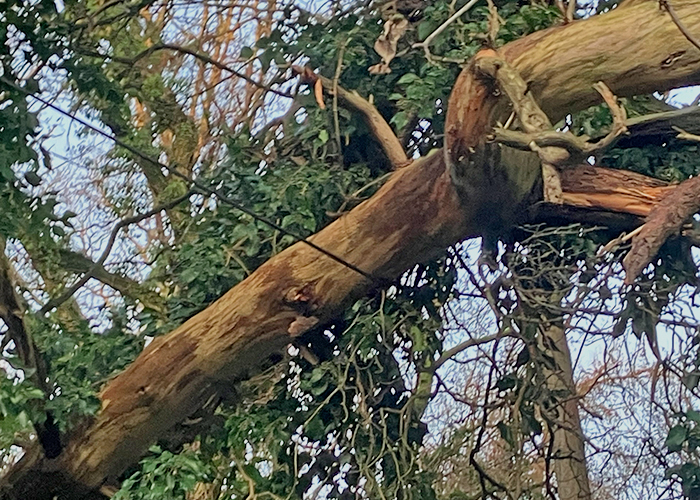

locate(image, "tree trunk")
(543, 325), (591, 500)
(2, 1), (700, 498)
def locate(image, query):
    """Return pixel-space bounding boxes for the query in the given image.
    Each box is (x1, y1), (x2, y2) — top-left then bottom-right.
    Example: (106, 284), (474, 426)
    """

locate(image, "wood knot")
(283, 283), (319, 315)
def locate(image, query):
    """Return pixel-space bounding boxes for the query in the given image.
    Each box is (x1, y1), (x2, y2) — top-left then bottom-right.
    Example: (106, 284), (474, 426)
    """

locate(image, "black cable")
(2, 78), (375, 281)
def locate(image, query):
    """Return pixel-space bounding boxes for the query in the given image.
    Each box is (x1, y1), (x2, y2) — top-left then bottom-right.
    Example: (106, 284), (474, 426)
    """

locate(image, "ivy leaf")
(24, 171), (42, 187)
(318, 130), (329, 144)
(667, 424), (687, 452)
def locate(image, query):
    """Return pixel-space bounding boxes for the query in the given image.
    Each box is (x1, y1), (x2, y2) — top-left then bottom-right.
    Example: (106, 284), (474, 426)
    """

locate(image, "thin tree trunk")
(543, 325), (591, 500)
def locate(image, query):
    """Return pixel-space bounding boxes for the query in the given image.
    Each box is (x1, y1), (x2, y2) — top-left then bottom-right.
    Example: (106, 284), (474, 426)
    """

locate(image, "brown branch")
(559, 165), (673, 217)
(588, 82), (628, 150)
(674, 125), (700, 141)
(40, 193), (191, 314)
(293, 66), (411, 169)
(4, 2), (700, 498)
(566, 0), (577, 22)
(623, 175), (700, 282)
(661, 0), (700, 52)
(474, 55), (568, 203)
(0, 238), (62, 459)
(492, 82), (628, 156)
(0, 239), (49, 392)
(477, 57), (629, 207)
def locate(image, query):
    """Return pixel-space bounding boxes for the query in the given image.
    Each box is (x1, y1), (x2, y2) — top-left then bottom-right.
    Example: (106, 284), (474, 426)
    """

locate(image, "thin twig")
(432, 332), (502, 371)
(81, 44), (294, 99)
(413, 0), (481, 61)
(660, 0), (700, 52)
(333, 40), (348, 158)
(586, 81), (628, 151)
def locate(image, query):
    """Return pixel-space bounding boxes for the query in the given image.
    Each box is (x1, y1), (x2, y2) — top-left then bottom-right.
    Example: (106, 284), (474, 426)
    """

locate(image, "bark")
(542, 325), (591, 500)
(0, 238), (62, 459)
(2, 1), (700, 498)
(624, 175), (700, 281)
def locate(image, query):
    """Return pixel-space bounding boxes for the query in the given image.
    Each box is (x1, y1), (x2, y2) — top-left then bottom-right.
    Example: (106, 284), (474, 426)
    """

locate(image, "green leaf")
(667, 424), (688, 452)
(24, 171), (42, 187)
(318, 130), (329, 144)
(397, 73), (419, 85)
(417, 20), (436, 41)
(687, 410), (700, 424)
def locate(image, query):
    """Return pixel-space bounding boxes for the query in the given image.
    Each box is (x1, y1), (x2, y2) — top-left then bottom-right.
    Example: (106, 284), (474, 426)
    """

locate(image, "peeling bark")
(2, 1), (700, 498)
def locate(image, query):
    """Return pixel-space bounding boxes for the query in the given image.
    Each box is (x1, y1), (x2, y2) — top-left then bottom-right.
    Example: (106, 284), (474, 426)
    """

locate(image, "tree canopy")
(1, 0), (700, 499)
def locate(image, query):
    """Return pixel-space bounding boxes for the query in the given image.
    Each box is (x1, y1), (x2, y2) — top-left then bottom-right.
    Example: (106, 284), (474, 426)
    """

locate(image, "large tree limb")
(2, 1), (700, 498)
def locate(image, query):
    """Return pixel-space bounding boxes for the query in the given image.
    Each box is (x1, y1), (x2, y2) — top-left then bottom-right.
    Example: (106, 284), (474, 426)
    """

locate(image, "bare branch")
(674, 125), (700, 141)
(293, 66), (411, 169)
(81, 44), (294, 99)
(412, 0), (480, 62)
(624, 175), (700, 282)
(40, 192), (191, 314)
(661, 0), (700, 52)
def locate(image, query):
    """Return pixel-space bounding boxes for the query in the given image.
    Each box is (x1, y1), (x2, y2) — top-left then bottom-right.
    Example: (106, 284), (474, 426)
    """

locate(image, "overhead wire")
(1, 78), (376, 283)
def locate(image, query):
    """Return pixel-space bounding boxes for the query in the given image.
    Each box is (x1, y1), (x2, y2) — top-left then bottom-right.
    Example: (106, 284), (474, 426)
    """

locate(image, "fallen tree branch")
(559, 165), (674, 216)
(2, 1), (700, 498)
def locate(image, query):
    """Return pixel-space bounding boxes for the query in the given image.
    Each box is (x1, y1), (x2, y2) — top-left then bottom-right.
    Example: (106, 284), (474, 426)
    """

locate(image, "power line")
(1, 78), (375, 282)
